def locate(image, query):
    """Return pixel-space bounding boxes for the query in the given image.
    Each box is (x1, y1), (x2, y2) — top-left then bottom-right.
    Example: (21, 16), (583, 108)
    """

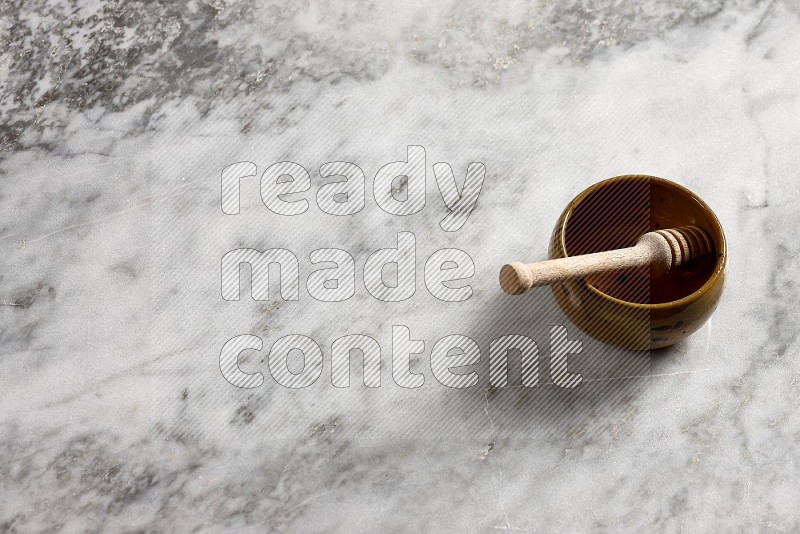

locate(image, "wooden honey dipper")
(500, 226), (714, 295)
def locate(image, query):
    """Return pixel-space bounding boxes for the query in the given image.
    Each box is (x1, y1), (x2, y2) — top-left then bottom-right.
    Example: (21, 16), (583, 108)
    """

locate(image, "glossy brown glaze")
(549, 175), (726, 350)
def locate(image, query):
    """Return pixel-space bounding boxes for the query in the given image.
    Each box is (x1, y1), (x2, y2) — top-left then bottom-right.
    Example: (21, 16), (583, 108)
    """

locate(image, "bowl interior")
(562, 176), (724, 305)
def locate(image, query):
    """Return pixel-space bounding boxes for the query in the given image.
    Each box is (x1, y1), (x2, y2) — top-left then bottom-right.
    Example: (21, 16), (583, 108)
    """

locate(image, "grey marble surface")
(2, 0), (800, 532)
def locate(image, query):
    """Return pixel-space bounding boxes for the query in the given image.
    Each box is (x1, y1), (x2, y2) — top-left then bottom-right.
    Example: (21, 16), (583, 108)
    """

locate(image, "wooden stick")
(499, 226), (713, 295)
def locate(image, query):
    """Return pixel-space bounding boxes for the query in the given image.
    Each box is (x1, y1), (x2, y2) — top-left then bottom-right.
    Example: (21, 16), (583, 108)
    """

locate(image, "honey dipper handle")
(499, 231), (675, 295)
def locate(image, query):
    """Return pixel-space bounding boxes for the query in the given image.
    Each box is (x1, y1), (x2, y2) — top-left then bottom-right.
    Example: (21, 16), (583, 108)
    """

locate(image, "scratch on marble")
(0, 182), (197, 245)
(39, 341), (220, 410)
(345, 414), (368, 456)
(285, 488), (338, 513)
(483, 390), (513, 531)
(480, 368), (714, 391)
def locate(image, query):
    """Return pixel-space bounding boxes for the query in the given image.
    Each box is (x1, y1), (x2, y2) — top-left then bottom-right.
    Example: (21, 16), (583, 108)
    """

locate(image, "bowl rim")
(557, 174), (727, 310)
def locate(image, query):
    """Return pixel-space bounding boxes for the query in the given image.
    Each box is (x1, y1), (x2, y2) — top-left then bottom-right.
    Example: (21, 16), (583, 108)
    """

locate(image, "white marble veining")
(1, 0), (799, 531)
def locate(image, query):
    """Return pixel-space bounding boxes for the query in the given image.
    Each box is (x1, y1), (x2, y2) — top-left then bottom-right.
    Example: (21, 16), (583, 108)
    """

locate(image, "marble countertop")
(2, 0), (799, 531)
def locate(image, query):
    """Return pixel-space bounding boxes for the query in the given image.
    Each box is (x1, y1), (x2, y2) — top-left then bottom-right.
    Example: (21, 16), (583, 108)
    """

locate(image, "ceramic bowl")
(549, 175), (726, 350)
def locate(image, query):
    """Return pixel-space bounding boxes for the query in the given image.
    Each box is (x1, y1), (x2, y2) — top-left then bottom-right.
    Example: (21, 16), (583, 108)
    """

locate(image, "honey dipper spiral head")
(644, 225), (715, 273)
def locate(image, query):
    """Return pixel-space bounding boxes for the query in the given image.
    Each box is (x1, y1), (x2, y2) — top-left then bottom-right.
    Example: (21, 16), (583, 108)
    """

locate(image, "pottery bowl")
(549, 175), (726, 350)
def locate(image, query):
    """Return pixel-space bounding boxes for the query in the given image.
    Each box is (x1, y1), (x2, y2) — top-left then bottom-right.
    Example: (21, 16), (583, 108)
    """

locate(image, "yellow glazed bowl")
(549, 175), (726, 350)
